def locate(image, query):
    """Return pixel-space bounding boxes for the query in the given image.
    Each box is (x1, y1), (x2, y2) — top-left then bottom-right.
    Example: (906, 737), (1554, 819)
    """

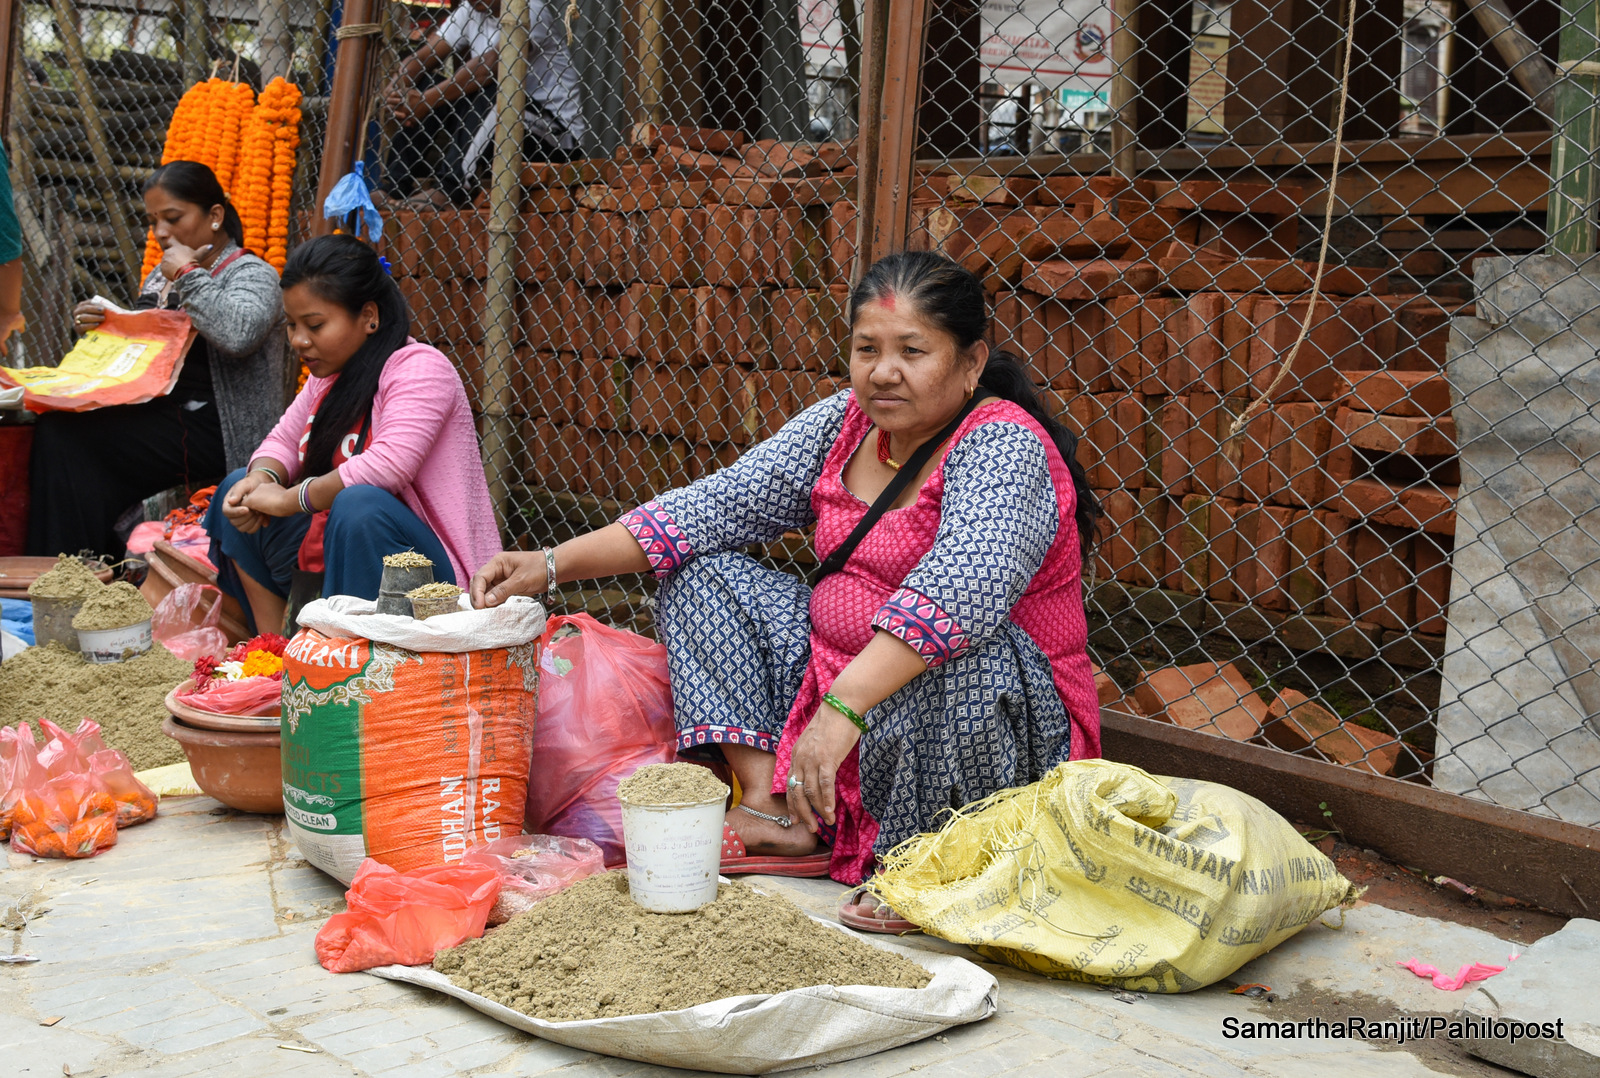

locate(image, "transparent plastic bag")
(40, 720), (157, 828)
(461, 833), (606, 924)
(152, 582), (228, 663)
(0, 723), (34, 840)
(524, 615), (677, 866)
(314, 858), (500, 973)
(6, 729), (117, 859)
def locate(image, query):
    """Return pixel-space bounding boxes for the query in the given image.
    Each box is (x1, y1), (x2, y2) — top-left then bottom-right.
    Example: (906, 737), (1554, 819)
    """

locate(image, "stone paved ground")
(2, 796), (1537, 1077)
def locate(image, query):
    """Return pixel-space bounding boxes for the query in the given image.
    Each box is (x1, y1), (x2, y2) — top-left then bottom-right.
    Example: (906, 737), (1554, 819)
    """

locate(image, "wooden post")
(863, 0), (930, 265)
(315, 0), (379, 238)
(479, 0), (531, 530)
(0, 0), (18, 139)
(1109, 0), (1139, 178)
(1548, 0), (1600, 255)
(637, 0), (667, 124)
(1469, 0), (1558, 118)
(49, 0), (142, 295)
(853, 0), (887, 280)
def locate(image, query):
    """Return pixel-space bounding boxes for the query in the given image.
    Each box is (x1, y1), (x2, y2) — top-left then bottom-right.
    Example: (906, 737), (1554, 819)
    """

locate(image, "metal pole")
(1109, 0), (1138, 179)
(865, 0), (930, 264)
(479, 0), (531, 531)
(1548, 0), (1600, 255)
(49, 0), (142, 295)
(315, 0), (379, 237)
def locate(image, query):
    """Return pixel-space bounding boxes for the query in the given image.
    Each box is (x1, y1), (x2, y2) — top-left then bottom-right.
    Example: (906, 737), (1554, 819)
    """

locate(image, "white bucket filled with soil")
(616, 763), (728, 913)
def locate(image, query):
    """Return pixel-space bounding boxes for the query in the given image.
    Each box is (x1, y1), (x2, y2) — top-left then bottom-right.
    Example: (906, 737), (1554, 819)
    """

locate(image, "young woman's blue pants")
(205, 467), (454, 628)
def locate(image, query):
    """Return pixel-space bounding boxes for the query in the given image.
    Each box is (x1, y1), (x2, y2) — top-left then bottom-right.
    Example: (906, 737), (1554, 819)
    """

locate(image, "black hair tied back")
(282, 234), (411, 477)
(144, 161), (246, 248)
(849, 250), (1105, 562)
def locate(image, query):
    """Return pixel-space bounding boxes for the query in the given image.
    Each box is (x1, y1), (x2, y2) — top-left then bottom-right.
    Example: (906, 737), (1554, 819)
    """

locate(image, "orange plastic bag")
(0, 306), (195, 412)
(41, 719), (158, 828)
(524, 615), (677, 865)
(7, 734), (118, 858)
(281, 628), (537, 883)
(314, 858), (501, 973)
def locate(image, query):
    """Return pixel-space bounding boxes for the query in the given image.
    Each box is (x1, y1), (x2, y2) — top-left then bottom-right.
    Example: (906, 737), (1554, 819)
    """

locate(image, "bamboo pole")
(479, 0), (531, 531)
(182, 0), (209, 87)
(1547, 0), (1600, 254)
(315, 0), (379, 237)
(49, 0), (142, 297)
(636, 0), (667, 124)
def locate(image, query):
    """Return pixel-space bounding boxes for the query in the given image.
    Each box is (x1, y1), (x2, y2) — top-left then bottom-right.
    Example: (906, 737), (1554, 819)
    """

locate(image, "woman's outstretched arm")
(471, 522), (650, 608)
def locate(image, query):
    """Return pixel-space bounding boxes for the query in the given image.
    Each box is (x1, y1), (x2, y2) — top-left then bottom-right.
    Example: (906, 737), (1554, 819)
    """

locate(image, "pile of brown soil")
(27, 555), (105, 601)
(434, 873), (931, 1022)
(72, 582), (154, 631)
(0, 643), (189, 770)
(617, 763), (728, 805)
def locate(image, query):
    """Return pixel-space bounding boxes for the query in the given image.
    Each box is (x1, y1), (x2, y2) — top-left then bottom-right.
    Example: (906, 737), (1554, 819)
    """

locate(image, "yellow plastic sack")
(871, 760), (1358, 993)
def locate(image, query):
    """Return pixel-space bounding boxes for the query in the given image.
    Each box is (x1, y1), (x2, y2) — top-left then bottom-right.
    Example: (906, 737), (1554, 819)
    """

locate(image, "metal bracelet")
(297, 478), (315, 514)
(543, 547), (559, 606)
(250, 464), (284, 486)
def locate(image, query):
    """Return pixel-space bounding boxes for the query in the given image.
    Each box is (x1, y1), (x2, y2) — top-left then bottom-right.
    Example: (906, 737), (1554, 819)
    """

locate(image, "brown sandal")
(836, 885), (919, 934)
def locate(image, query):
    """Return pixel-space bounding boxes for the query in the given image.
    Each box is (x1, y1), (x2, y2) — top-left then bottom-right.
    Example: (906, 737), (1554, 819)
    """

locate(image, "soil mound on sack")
(0, 642), (189, 770)
(617, 763), (728, 805)
(27, 555), (106, 600)
(433, 872), (931, 1021)
(71, 582), (154, 631)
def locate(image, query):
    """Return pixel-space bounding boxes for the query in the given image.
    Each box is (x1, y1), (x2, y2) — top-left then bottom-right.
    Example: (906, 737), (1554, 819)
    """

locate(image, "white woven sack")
(295, 594), (545, 653)
(369, 920), (998, 1074)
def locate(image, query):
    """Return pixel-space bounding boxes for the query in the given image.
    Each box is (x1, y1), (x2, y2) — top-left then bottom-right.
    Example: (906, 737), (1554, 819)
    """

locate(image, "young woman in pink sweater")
(203, 234), (500, 633)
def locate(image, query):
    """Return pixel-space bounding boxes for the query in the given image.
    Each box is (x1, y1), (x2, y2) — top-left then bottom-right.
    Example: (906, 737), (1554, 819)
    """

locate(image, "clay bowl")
(164, 680), (280, 732)
(0, 556), (114, 600)
(161, 713), (283, 814)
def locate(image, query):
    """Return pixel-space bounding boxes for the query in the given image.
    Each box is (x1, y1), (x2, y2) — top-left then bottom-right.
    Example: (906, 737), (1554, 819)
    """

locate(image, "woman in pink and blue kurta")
(473, 252), (1104, 925)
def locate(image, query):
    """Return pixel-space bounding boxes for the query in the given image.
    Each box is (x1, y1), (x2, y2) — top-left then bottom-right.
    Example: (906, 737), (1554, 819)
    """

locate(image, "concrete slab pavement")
(0, 795), (1549, 1077)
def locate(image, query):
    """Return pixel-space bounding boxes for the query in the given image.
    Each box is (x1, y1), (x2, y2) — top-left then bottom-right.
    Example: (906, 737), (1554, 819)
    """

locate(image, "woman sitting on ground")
(205, 234), (500, 633)
(472, 251), (1104, 926)
(28, 161), (288, 558)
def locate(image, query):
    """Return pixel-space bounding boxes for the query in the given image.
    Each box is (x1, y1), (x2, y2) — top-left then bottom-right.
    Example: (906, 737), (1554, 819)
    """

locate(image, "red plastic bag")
(314, 858), (502, 973)
(6, 732), (118, 858)
(0, 723), (34, 840)
(174, 676), (282, 716)
(524, 614), (677, 866)
(152, 582), (229, 663)
(462, 833), (606, 924)
(38, 720), (157, 829)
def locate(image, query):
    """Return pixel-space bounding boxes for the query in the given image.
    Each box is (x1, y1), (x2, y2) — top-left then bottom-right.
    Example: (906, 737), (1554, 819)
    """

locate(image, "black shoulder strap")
(815, 394), (990, 581)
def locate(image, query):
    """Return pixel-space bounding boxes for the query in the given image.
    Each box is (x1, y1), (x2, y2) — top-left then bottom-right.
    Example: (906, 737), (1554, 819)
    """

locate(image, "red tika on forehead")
(874, 289), (899, 312)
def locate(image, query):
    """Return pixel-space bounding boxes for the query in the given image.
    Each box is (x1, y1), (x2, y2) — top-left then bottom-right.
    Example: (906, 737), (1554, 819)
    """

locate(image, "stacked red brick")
(914, 175), (1461, 648)
(386, 125), (857, 509)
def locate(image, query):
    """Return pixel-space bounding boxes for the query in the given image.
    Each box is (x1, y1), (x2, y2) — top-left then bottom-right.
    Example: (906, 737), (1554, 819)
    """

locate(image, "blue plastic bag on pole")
(322, 161), (384, 243)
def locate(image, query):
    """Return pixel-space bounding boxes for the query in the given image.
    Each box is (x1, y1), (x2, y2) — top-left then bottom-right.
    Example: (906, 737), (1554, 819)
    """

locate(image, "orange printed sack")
(0, 306), (195, 412)
(280, 596), (544, 884)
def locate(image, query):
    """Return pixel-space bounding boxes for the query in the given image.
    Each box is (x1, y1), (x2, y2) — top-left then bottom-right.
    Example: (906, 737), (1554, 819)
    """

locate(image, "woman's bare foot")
(729, 794), (819, 857)
(843, 892), (902, 923)
(838, 887), (915, 931)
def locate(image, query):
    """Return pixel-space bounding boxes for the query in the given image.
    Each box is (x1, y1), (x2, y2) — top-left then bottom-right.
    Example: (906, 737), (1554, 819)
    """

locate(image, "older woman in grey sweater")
(28, 162), (289, 558)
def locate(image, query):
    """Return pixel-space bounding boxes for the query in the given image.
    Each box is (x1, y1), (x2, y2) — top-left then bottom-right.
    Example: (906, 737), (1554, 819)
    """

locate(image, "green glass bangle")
(822, 691), (868, 734)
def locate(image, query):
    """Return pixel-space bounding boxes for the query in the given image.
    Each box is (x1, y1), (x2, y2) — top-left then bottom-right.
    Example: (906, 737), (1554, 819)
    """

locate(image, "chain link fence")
(10, 0), (327, 367)
(11, 0), (1598, 826)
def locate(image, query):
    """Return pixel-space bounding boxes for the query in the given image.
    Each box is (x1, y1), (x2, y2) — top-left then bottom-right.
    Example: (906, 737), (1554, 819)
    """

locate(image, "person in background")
(204, 234), (501, 633)
(0, 143), (25, 355)
(27, 161), (288, 558)
(472, 251), (1103, 928)
(381, 0), (584, 207)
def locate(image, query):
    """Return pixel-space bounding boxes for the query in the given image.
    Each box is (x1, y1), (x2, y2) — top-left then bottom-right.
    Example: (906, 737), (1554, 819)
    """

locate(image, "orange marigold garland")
(142, 77), (256, 280)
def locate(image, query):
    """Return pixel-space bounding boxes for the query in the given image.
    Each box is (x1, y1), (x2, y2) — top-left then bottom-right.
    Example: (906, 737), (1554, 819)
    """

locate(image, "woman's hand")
(158, 242), (213, 281)
(72, 301), (106, 334)
(392, 88), (431, 127)
(471, 552), (546, 609)
(222, 471), (271, 534)
(785, 704), (863, 832)
(240, 481), (301, 520)
(0, 311), (25, 356)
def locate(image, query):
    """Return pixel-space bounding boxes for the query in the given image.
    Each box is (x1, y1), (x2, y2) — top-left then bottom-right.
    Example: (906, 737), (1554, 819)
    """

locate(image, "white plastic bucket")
(618, 790), (726, 913)
(78, 619), (153, 664)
